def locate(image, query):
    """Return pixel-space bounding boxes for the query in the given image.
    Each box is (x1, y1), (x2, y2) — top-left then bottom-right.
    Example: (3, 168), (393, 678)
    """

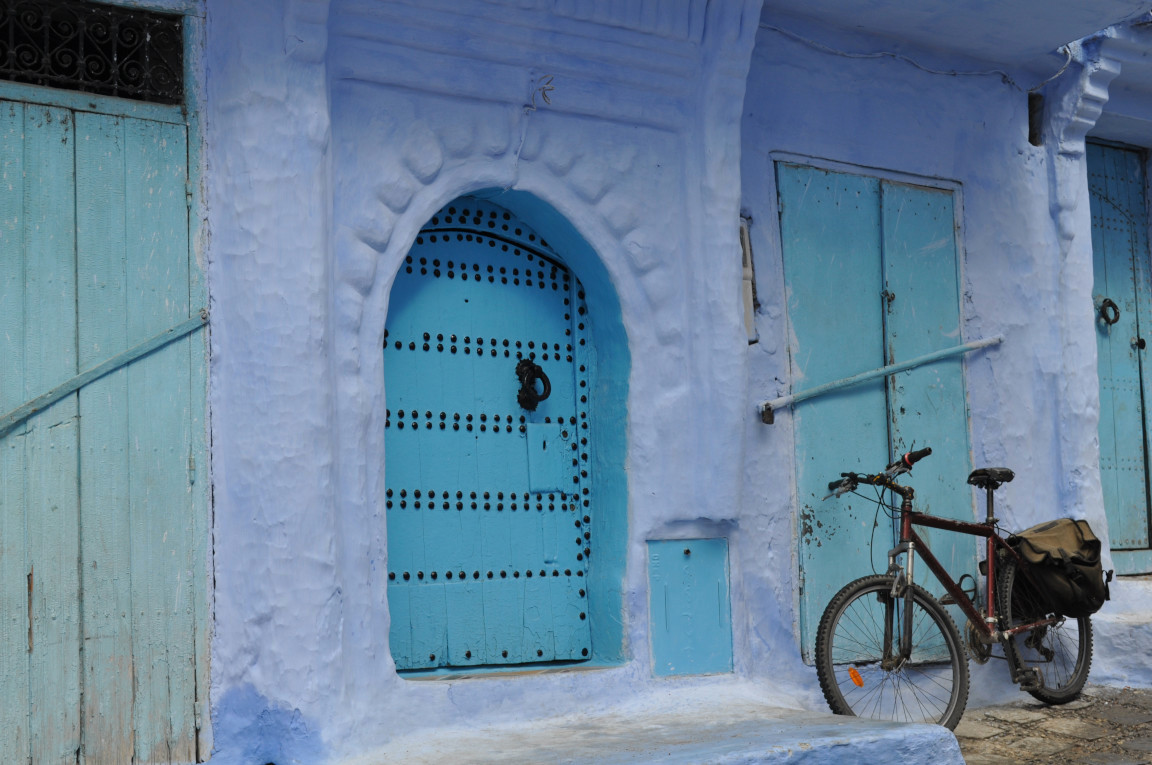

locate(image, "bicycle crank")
(966, 621), (993, 664)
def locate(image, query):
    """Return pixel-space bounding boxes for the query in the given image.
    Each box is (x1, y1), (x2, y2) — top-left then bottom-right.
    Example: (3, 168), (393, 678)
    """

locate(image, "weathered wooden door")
(0, 99), (207, 762)
(778, 163), (974, 660)
(384, 196), (593, 670)
(1089, 142), (1152, 575)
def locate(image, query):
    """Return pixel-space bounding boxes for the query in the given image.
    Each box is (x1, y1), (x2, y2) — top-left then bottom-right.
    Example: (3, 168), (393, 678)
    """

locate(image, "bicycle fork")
(881, 541), (915, 670)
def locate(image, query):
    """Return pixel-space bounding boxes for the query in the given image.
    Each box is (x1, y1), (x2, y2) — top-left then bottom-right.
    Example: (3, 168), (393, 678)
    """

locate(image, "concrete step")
(347, 693), (963, 764)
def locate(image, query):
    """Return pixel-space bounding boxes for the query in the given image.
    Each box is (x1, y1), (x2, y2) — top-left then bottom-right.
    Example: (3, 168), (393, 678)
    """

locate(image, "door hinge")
(188, 455), (196, 485)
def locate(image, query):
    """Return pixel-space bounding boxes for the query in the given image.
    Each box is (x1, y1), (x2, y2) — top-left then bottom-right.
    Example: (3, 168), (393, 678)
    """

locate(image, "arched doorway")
(383, 195), (596, 670)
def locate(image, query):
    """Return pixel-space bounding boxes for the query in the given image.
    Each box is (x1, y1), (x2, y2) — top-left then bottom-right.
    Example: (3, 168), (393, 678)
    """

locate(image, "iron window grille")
(0, 0), (183, 105)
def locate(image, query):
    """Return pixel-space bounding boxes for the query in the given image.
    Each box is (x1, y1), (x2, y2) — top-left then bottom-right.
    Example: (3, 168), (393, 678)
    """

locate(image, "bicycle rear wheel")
(815, 574), (969, 730)
(996, 556), (1092, 703)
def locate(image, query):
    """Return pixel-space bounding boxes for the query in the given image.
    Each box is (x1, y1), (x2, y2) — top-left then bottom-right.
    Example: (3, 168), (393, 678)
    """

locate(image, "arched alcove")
(382, 192), (629, 672)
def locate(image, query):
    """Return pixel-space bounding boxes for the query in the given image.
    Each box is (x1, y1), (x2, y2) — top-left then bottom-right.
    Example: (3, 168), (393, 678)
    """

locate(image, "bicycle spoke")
(997, 558), (1092, 703)
(817, 578), (966, 728)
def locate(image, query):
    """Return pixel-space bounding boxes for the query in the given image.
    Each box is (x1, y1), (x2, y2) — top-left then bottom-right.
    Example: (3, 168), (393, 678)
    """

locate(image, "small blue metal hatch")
(647, 538), (733, 676)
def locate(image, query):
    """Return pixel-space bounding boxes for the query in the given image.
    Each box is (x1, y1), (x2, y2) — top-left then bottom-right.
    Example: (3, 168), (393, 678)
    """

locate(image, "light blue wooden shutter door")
(780, 164), (973, 660)
(384, 197), (592, 670)
(1089, 142), (1152, 570)
(778, 164), (889, 662)
(882, 181), (974, 619)
(0, 101), (82, 764)
(0, 99), (205, 762)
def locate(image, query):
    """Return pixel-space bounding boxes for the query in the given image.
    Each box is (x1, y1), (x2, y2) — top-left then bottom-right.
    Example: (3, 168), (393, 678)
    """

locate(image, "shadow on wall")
(211, 684), (325, 765)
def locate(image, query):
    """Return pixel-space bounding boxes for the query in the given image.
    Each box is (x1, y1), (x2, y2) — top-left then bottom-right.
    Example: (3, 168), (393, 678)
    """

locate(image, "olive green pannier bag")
(1009, 518), (1112, 619)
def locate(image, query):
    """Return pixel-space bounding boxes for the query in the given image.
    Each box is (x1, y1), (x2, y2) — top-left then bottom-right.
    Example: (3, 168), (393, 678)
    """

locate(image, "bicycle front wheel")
(996, 556), (1092, 704)
(815, 575), (969, 730)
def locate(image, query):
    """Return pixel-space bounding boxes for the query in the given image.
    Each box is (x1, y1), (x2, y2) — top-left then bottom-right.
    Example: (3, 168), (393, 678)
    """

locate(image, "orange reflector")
(848, 667), (864, 687)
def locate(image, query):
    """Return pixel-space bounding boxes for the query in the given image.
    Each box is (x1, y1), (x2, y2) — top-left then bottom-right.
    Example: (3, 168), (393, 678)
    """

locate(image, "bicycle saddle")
(967, 467), (1015, 490)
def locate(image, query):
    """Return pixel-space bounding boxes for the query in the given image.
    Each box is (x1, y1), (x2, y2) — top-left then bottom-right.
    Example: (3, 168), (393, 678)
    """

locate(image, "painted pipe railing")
(758, 336), (1003, 424)
(0, 309), (208, 437)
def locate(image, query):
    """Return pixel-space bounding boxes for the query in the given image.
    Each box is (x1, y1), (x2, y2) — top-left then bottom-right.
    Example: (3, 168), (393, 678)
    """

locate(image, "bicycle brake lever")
(823, 473), (858, 499)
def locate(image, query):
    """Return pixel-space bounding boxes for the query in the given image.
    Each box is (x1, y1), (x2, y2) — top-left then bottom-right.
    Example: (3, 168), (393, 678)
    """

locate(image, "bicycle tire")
(996, 556), (1093, 703)
(815, 574), (970, 730)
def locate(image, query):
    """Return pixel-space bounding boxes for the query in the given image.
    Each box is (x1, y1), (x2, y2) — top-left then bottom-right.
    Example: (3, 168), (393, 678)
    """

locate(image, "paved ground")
(957, 686), (1152, 764)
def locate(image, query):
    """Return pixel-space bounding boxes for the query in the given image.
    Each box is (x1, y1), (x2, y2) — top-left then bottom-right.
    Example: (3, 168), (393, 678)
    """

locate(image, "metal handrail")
(759, 336), (1003, 424)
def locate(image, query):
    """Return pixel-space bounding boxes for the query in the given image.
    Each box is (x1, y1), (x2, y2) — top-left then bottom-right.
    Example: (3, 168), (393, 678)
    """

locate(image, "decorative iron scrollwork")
(0, 0), (183, 105)
(515, 359), (551, 411)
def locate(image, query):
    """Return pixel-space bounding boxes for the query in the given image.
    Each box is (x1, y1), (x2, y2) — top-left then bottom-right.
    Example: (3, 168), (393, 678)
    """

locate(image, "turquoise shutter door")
(1089, 142), (1152, 573)
(0, 101), (82, 764)
(384, 197), (592, 670)
(882, 180), (973, 615)
(778, 164), (889, 661)
(0, 99), (206, 761)
(779, 164), (973, 660)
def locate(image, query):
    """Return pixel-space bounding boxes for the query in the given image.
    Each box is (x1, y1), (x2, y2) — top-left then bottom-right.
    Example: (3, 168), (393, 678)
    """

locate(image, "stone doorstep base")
(345, 699), (962, 765)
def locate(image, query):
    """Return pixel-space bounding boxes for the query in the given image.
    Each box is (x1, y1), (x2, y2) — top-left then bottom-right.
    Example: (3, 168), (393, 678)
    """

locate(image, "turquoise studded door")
(778, 163), (974, 661)
(1089, 142), (1152, 575)
(384, 197), (593, 670)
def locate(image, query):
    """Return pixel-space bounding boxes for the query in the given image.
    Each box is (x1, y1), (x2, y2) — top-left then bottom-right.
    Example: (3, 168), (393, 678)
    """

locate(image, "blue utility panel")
(647, 539), (733, 677)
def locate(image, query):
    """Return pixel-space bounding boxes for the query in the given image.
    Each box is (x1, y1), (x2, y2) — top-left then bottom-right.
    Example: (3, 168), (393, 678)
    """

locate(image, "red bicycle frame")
(897, 497), (1061, 641)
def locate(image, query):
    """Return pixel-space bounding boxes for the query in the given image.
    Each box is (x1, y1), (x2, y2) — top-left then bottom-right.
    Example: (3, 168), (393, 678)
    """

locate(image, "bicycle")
(816, 447), (1092, 730)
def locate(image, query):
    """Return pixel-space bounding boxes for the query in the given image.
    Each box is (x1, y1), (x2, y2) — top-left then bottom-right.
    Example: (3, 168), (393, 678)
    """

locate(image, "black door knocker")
(1100, 297), (1121, 326)
(515, 359), (551, 411)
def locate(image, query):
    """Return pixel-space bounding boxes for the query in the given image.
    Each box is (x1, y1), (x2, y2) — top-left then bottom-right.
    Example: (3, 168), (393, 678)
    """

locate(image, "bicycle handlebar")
(887, 447), (932, 472)
(825, 446), (932, 498)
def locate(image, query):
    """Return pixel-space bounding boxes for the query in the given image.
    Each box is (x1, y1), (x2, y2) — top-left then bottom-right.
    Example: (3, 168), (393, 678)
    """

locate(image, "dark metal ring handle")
(1100, 298), (1120, 326)
(515, 359), (551, 411)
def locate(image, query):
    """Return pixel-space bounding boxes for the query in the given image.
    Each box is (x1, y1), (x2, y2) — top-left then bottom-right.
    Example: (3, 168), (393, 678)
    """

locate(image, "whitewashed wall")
(205, 1), (766, 762)
(202, 0), (1152, 760)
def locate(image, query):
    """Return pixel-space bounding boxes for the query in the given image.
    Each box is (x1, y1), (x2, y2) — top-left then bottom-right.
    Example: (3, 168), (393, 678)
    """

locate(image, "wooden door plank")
(1115, 147), (1152, 549)
(23, 103), (82, 765)
(124, 117), (197, 762)
(75, 111), (136, 763)
(0, 98), (31, 762)
(881, 181), (974, 618)
(777, 163), (888, 661)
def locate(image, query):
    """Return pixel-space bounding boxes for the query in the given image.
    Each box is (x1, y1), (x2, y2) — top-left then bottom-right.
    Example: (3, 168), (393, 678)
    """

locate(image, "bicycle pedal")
(1016, 667), (1042, 692)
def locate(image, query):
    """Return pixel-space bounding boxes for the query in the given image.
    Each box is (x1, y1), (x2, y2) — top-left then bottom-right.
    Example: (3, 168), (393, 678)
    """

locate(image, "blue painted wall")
(199, 0), (1152, 760)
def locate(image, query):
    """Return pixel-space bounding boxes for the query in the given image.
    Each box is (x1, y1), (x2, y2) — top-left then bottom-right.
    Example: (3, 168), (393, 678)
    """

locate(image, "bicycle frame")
(896, 509), (1060, 642)
(819, 456), (1091, 724)
(877, 479), (1065, 682)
